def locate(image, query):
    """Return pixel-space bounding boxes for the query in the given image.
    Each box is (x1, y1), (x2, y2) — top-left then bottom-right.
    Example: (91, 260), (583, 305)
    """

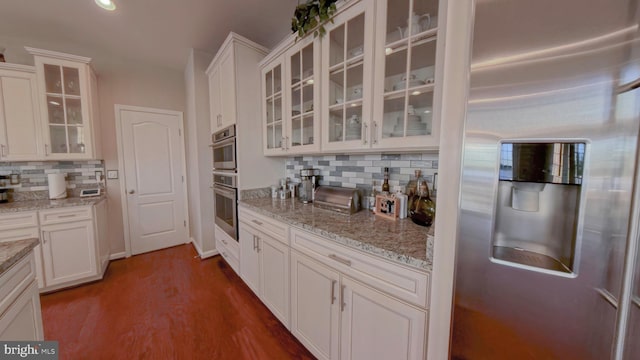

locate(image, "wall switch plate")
(107, 170), (118, 180)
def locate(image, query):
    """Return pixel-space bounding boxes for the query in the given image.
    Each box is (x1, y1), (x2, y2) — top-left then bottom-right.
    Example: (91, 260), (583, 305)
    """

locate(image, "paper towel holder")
(48, 173), (68, 200)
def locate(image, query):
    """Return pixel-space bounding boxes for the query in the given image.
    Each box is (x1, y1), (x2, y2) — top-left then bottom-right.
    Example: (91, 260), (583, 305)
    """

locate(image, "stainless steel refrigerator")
(452, 0), (640, 358)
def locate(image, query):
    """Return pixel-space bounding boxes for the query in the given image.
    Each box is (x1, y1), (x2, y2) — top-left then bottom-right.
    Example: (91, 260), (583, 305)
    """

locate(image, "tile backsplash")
(0, 161), (105, 200)
(285, 153), (438, 197)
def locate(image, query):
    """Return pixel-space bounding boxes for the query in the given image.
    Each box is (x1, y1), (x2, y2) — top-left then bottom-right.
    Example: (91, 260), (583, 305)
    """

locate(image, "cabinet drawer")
(239, 207), (288, 243)
(39, 206), (92, 225)
(0, 212), (38, 231)
(215, 225), (239, 260)
(0, 227), (39, 243)
(290, 227), (430, 309)
(0, 254), (35, 317)
(217, 239), (239, 275)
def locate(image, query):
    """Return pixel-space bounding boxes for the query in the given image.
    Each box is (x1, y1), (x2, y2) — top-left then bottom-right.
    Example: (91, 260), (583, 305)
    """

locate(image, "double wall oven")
(212, 125), (238, 241)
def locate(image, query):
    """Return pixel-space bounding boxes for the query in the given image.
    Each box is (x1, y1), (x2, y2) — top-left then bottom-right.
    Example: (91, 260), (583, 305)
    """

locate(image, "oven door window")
(213, 141), (236, 169)
(215, 190), (237, 240)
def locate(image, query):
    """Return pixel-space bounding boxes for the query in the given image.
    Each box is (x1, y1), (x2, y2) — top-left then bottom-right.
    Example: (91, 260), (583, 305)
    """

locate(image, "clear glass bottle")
(406, 169), (421, 197)
(409, 175), (435, 227)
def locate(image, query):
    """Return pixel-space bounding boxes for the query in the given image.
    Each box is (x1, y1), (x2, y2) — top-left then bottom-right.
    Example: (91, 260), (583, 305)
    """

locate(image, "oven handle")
(213, 184), (237, 198)
(211, 136), (236, 149)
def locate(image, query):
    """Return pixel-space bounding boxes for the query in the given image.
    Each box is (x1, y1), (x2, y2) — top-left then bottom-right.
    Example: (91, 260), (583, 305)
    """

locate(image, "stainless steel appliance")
(453, 0), (640, 359)
(213, 172), (238, 241)
(211, 125), (236, 171)
(314, 186), (361, 214)
(299, 168), (319, 203)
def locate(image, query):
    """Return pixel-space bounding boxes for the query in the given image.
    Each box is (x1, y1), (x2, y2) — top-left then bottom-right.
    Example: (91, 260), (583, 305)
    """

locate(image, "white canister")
(394, 186), (408, 219)
(271, 185), (279, 199)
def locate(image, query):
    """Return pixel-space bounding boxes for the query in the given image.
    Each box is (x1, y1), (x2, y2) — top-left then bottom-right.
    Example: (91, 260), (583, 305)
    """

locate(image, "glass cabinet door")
(288, 39), (318, 151)
(323, 2), (373, 149)
(263, 63), (283, 153)
(43, 64), (86, 154)
(44, 64), (86, 154)
(378, 0), (438, 141)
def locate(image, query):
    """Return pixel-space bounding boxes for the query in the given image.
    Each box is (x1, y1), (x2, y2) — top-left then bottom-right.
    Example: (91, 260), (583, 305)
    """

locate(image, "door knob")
(128, 190), (135, 194)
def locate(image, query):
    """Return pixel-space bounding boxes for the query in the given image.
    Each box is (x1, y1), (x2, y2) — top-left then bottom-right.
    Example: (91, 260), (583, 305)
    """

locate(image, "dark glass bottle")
(382, 167), (390, 193)
(409, 176), (435, 227)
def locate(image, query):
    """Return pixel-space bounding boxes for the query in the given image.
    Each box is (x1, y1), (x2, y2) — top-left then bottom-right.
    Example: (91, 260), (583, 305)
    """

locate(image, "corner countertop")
(0, 196), (106, 214)
(0, 238), (39, 277)
(239, 197), (434, 271)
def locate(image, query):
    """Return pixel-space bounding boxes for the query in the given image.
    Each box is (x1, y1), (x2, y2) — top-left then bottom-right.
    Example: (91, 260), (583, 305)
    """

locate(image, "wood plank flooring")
(40, 244), (314, 359)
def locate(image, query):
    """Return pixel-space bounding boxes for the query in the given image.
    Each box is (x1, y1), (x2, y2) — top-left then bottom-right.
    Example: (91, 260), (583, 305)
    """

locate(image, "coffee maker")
(299, 168), (320, 203)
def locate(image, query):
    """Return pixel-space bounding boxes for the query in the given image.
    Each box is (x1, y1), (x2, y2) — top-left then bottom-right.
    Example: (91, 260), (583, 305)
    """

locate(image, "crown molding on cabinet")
(24, 47), (92, 64)
(206, 32), (269, 75)
(0, 63), (36, 73)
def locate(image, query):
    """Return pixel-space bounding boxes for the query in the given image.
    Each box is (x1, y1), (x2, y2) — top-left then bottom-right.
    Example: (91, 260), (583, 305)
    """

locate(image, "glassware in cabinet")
(322, 2), (374, 150)
(375, 0), (439, 146)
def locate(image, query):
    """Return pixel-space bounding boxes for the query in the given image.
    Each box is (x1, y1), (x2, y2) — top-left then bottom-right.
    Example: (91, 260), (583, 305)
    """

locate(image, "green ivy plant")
(291, 0), (338, 39)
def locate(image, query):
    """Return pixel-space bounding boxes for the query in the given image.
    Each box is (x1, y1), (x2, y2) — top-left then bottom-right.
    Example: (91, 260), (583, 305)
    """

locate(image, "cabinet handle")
(281, 137), (286, 151)
(221, 251), (227, 258)
(285, 136), (289, 150)
(256, 237), (261, 253)
(341, 285), (346, 312)
(44, 144), (50, 156)
(373, 121), (378, 144)
(330, 280), (337, 305)
(362, 123), (368, 145)
(0, 144), (5, 157)
(41, 230), (46, 244)
(328, 254), (352, 266)
(58, 214), (77, 218)
(252, 235), (258, 251)
(251, 219), (263, 226)
(222, 238), (227, 245)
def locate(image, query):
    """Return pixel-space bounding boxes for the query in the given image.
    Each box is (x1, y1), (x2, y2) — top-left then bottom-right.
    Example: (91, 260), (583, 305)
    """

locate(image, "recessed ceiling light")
(95, 0), (116, 11)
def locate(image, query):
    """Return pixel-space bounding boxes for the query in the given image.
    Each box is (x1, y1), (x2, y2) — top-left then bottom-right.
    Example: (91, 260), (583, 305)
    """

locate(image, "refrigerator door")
(453, 0), (640, 359)
(624, 239), (640, 359)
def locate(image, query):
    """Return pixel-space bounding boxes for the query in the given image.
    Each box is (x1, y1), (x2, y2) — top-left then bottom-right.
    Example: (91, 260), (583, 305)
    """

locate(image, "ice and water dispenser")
(492, 142), (585, 274)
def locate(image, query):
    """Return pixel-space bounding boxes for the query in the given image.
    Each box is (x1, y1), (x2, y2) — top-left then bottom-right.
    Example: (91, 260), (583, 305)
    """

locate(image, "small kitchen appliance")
(299, 168), (320, 203)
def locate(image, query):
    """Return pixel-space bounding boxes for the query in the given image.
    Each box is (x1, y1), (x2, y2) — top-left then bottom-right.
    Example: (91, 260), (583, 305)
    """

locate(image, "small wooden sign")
(375, 194), (399, 220)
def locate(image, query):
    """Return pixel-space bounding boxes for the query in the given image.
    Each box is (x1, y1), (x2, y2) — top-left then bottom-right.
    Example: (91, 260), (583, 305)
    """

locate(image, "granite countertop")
(0, 238), (39, 277)
(0, 196), (107, 213)
(240, 197), (434, 271)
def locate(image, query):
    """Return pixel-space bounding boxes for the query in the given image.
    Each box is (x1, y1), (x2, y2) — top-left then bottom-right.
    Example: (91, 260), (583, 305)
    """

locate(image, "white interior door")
(117, 105), (188, 255)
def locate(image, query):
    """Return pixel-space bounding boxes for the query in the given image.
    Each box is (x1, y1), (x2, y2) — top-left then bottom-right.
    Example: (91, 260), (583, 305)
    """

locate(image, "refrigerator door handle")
(596, 288), (619, 309)
(632, 296), (640, 309)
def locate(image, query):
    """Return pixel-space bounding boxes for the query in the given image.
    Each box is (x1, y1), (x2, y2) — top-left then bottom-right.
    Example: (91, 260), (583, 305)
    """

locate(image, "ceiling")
(0, 0), (299, 72)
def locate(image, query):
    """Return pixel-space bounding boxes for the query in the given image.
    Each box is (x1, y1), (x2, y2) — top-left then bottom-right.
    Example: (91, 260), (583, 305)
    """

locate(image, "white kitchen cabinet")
(321, 0), (376, 152)
(261, 34), (321, 155)
(26, 47), (102, 160)
(0, 254), (44, 341)
(0, 211), (44, 289)
(239, 210), (290, 328)
(40, 217), (97, 287)
(291, 250), (340, 360)
(340, 276), (426, 360)
(208, 33), (266, 132)
(0, 64), (43, 161)
(371, 0), (441, 150)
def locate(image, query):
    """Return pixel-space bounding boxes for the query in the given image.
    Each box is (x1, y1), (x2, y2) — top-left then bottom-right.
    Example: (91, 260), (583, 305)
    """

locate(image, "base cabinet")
(239, 219), (290, 328)
(41, 220), (96, 287)
(0, 254), (44, 341)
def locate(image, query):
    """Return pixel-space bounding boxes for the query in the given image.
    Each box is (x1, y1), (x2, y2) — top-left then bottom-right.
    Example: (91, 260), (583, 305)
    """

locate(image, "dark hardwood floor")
(40, 244), (314, 360)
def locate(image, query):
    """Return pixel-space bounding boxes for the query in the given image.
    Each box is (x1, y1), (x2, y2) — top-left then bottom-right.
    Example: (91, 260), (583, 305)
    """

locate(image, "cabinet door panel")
(239, 223), (260, 295)
(209, 66), (222, 131)
(41, 220), (97, 286)
(0, 281), (43, 341)
(260, 235), (290, 328)
(219, 47), (237, 128)
(0, 71), (42, 160)
(340, 276), (426, 360)
(291, 251), (340, 360)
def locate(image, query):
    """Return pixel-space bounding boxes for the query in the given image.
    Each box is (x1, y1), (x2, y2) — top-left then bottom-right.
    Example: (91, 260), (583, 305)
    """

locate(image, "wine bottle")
(382, 167), (390, 193)
(409, 176), (435, 227)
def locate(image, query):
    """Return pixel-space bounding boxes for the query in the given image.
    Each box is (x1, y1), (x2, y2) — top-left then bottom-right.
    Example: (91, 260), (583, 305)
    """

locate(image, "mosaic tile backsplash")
(0, 161), (105, 201)
(285, 153), (438, 197)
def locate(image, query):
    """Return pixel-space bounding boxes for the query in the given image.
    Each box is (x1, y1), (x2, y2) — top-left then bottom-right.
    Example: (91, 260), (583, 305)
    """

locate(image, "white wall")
(184, 48), (216, 257)
(98, 63), (186, 255)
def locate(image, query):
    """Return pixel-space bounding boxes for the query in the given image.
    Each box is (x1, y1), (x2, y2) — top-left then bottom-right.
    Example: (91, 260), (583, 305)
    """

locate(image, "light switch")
(107, 170), (119, 180)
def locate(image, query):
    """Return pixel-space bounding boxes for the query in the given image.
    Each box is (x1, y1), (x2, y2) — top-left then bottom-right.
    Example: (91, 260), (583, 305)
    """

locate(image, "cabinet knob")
(128, 189), (135, 194)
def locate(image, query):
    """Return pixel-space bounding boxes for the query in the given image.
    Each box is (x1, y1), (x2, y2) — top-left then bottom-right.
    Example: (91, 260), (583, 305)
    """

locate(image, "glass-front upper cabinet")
(372, 0), (440, 149)
(262, 60), (284, 155)
(321, 0), (375, 151)
(285, 36), (321, 153)
(28, 48), (100, 159)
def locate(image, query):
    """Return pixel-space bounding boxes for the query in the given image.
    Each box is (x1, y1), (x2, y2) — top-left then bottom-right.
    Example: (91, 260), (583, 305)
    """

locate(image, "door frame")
(114, 104), (190, 257)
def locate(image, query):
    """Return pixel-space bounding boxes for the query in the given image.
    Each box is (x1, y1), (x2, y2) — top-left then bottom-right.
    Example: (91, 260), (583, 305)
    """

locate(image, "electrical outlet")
(107, 170), (118, 180)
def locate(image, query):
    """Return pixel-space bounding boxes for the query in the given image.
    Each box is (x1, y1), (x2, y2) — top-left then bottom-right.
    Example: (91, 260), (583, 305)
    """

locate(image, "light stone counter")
(240, 197), (434, 271)
(0, 238), (39, 276)
(0, 196), (106, 213)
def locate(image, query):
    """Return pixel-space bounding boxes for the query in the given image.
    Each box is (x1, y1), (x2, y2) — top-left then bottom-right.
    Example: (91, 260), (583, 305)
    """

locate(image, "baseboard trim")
(191, 238), (219, 259)
(109, 252), (127, 260)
